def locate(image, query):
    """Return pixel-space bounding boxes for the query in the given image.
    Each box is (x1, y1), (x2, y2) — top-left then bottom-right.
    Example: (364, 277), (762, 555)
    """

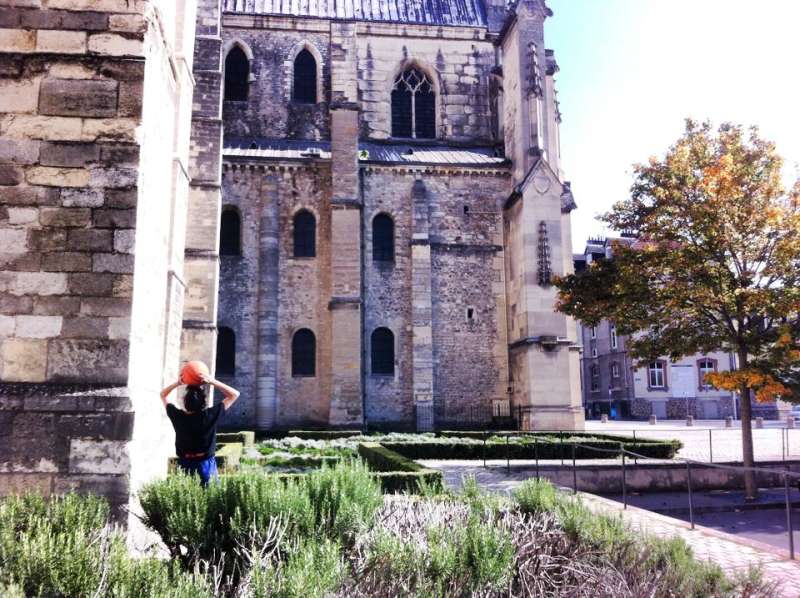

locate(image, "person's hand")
(199, 373), (213, 385)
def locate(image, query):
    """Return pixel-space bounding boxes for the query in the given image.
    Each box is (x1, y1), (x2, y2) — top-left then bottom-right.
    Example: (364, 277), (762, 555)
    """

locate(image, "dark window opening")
(292, 329), (316, 377)
(224, 45), (249, 102)
(463, 205), (470, 215)
(391, 68), (435, 139)
(220, 208), (241, 256)
(372, 213), (394, 262)
(293, 210), (316, 257)
(293, 48), (317, 103)
(216, 327), (235, 375)
(371, 327), (395, 375)
(467, 307), (475, 321)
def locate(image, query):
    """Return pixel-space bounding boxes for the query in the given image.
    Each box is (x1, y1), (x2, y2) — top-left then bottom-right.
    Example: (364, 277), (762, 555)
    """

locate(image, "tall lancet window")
(293, 48), (317, 103)
(391, 68), (435, 139)
(224, 45), (249, 101)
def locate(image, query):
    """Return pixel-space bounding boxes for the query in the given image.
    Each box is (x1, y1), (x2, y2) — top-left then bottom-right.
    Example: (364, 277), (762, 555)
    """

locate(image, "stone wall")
(0, 0), (196, 521)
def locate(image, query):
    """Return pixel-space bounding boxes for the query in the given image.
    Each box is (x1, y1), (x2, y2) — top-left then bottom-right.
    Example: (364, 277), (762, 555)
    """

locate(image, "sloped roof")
(222, 0), (487, 27)
(224, 138), (507, 167)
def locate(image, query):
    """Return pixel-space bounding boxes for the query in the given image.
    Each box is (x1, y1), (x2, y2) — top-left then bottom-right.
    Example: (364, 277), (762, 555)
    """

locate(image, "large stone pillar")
(410, 180), (435, 431)
(180, 0), (224, 374)
(327, 22), (363, 427)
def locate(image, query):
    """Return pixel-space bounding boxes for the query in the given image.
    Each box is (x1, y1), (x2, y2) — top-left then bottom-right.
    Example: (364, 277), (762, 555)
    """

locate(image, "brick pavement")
(426, 463), (800, 597)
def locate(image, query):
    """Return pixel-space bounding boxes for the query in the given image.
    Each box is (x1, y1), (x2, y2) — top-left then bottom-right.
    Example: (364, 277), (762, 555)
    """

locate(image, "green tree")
(555, 121), (800, 498)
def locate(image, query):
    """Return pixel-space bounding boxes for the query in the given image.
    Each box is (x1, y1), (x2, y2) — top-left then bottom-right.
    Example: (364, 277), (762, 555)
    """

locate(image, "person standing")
(159, 372), (240, 486)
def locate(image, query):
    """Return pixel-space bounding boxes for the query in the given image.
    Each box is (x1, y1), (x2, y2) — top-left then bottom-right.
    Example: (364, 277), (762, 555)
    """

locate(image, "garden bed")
(0, 465), (772, 597)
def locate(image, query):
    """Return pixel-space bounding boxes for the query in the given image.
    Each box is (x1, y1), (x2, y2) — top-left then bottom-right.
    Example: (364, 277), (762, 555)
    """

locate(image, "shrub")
(357, 442), (443, 492)
(139, 460), (382, 577)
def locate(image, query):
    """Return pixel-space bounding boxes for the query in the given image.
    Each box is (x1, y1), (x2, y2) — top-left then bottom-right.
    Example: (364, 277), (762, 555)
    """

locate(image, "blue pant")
(177, 455), (219, 486)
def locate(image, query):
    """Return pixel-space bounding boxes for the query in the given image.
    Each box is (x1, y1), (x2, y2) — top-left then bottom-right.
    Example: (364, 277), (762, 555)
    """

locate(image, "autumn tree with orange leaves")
(555, 121), (800, 498)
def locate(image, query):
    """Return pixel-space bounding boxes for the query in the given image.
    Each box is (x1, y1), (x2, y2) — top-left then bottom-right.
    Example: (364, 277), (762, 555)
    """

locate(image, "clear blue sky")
(546, 0), (800, 252)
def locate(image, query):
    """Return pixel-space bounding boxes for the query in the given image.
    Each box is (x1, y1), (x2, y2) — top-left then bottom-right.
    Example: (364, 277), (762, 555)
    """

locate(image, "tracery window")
(293, 48), (317, 103)
(391, 68), (435, 139)
(224, 46), (249, 101)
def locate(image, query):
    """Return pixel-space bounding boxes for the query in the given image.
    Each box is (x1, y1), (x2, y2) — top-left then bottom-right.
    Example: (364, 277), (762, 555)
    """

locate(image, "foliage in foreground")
(0, 466), (777, 597)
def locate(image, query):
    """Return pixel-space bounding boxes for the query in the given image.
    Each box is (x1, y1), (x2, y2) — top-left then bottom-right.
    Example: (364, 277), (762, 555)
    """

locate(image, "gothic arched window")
(293, 210), (316, 258)
(220, 207), (241, 256)
(224, 46), (249, 101)
(292, 329), (316, 377)
(371, 327), (395, 375)
(293, 48), (317, 103)
(391, 67), (435, 139)
(216, 327), (236, 375)
(372, 213), (394, 262)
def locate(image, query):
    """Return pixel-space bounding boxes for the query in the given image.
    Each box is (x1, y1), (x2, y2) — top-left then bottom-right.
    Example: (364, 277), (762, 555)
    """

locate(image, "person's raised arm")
(159, 379), (182, 408)
(200, 373), (240, 410)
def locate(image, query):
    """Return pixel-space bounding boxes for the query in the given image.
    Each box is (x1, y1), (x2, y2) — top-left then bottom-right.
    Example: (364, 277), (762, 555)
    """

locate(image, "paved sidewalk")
(427, 464), (800, 597)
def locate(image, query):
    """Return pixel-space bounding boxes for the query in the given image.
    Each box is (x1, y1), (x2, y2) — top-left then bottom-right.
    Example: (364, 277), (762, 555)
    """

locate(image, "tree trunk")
(738, 350), (757, 499)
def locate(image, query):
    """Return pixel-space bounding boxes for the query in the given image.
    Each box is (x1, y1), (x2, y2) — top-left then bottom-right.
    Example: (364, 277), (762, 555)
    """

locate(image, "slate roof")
(222, 0), (487, 27)
(224, 138), (508, 167)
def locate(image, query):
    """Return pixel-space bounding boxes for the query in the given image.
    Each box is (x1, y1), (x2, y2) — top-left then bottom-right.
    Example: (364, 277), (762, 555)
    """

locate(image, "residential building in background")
(574, 238), (777, 420)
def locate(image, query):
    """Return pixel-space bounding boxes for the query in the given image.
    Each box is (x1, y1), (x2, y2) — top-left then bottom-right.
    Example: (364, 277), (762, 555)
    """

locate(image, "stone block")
(32, 295), (79, 315)
(27, 227), (67, 251)
(14, 314), (62, 338)
(39, 78), (117, 118)
(107, 316), (129, 339)
(61, 316), (108, 338)
(112, 274), (131, 297)
(67, 229), (111, 251)
(117, 81), (142, 117)
(0, 79), (38, 113)
(0, 163), (22, 185)
(0, 338), (47, 381)
(40, 142), (100, 167)
(47, 338), (129, 383)
(113, 229), (134, 253)
(89, 167), (137, 188)
(104, 188), (136, 208)
(0, 138), (39, 164)
(53, 474), (128, 497)
(67, 272), (114, 295)
(108, 13), (145, 33)
(35, 29), (86, 54)
(61, 187), (103, 207)
(80, 118), (137, 143)
(0, 252), (40, 270)
(68, 439), (129, 474)
(0, 473), (52, 496)
(7, 207), (38, 225)
(26, 166), (89, 187)
(47, 0), (145, 13)
(0, 185), (58, 205)
(98, 143), (139, 166)
(87, 33), (142, 57)
(42, 251), (92, 272)
(80, 296), (130, 317)
(1, 114), (83, 141)
(39, 206), (91, 226)
(0, 293), (32, 314)
(0, 28), (35, 52)
(59, 412), (133, 440)
(20, 8), (108, 31)
(0, 228), (26, 252)
(3, 271), (67, 295)
(93, 208), (135, 228)
(92, 252), (133, 273)
(0, 314), (14, 336)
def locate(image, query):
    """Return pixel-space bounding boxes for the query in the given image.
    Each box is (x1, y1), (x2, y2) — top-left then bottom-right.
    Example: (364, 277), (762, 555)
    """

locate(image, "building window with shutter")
(371, 327), (395, 375)
(216, 327), (236, 375)
(611, 362), (620, 379)
(610, 325), (618, 350)
(291, 329), (316, 377)
(391, 67), (435, 139)
(372, 213), (394, 262)
(293, 210), (316, 258)
(590, 365), (599, 391)
(293, 48), (317, 103)
(224, 45), (249, 101)
(220, 207), (241, 256)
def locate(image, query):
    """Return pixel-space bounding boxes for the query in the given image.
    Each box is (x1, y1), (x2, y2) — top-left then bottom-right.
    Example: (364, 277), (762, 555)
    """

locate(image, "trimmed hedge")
(357, 442), (443, 492)
(288, 430), (363, 440)
(381, 436), (681, 460)
(217, 431), (255, 447)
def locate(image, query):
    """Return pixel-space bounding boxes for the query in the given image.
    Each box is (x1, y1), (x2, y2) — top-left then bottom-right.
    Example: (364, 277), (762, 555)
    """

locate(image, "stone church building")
(0, 0), (581, 520)
(211, 0), (584, 431)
